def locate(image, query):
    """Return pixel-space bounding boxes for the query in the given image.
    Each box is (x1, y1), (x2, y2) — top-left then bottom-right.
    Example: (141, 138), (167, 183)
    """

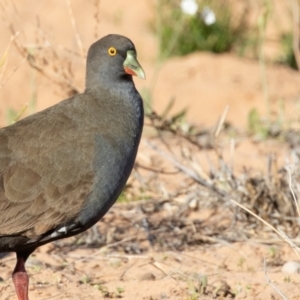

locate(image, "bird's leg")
(12, 251), (32, 300)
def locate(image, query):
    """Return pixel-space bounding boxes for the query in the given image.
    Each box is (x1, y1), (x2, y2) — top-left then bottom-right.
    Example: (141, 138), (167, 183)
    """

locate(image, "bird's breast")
(75, 126), (141, 228)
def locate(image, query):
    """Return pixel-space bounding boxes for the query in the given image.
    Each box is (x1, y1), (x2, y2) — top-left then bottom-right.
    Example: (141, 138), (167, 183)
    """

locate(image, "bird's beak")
(123, 50), (146, 80)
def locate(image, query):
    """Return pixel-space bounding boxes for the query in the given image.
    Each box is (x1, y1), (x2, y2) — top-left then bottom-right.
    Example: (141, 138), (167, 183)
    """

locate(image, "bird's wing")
(0, 100), (95, 238)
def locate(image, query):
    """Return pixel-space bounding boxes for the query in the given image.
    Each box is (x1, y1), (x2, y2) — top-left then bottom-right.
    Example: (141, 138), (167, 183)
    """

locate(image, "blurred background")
(1, 0), (300, 130)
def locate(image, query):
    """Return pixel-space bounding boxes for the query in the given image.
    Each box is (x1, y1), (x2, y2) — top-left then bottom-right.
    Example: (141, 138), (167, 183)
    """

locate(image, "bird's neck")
(85, 80), (144, 138)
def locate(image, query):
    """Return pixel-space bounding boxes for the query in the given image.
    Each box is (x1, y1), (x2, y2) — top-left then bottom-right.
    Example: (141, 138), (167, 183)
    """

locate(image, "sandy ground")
(1, 242), (299, 300)
(0, 1), (300, 299)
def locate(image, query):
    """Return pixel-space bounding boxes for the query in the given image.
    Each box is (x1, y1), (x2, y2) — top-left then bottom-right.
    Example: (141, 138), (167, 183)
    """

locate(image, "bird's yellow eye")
(108, 47), (117, 56)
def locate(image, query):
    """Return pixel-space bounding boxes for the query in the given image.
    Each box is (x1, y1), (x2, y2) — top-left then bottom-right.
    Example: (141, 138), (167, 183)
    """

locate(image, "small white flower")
(180, 0), (198, 16)
(201, 6), (216, 25)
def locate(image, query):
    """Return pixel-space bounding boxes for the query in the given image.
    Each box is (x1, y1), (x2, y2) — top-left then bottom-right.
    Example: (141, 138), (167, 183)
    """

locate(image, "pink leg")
(12, 254), (30, 300)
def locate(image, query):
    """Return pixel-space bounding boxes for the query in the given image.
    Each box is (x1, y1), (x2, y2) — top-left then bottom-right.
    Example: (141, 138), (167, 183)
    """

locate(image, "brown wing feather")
(0, 97), (95, 238)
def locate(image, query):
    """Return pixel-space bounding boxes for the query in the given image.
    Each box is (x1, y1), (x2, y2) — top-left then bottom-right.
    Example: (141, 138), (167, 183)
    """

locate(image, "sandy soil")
(1, 242), (299, 300)
(0, 1), (300, 299)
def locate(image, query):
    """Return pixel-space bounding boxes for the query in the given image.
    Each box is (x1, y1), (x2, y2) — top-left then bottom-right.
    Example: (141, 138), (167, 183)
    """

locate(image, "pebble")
(281, 261), (300, 274)
(139, 272), (156, 281)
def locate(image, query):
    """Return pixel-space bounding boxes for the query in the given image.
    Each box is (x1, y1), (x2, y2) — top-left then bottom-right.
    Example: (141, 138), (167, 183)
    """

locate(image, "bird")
(0, 34), (145, 300)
